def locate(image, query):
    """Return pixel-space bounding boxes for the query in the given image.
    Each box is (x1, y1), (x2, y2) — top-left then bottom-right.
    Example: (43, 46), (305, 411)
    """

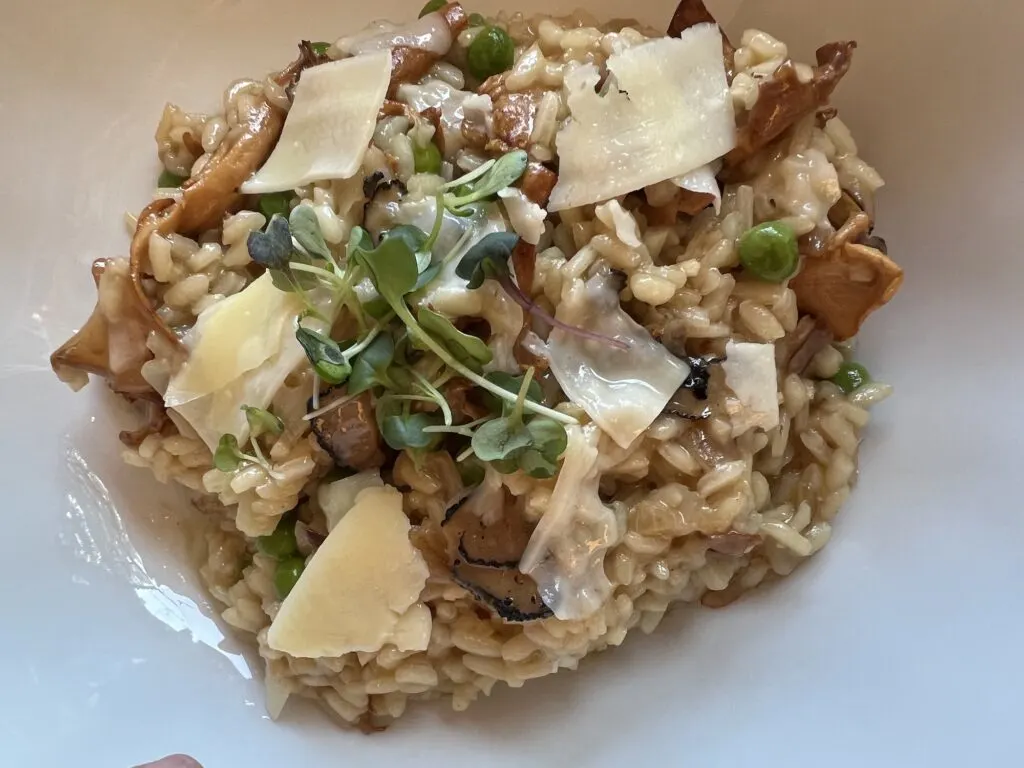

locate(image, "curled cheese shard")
(267, 486), (430, 658)
(240, 51), (392, 194)
(549, 25), (735, 211)
(722, 341), (780, 435)
(548, 275), (690, 449)
(791, 243), (903, 341)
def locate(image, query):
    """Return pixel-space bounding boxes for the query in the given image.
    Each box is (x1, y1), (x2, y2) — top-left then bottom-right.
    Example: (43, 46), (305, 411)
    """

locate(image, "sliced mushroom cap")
(441, 481), (551, 621)
(387, 3), (468, 96)
(310, 391), (387, 471)
(727, 41), (856, 166)
(451, 563), (553, 622)
(442, 489), (532, 568)
(790, 242), (903, 340)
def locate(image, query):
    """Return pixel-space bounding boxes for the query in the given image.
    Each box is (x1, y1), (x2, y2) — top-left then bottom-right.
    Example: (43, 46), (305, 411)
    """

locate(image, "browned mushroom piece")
(726, 41), (857, 166)
(441, 485), (552, 621)
(518, 162), (558, 207)
(452, 564), (553, 622)
(781, 315), (834, 375)
(490, 89), (543, 152)
(443, 378), (490, 422)
(50, 258), (165, 399)
(790, 242), (903, 341)
(388, 47), (440, 97)
(119, 400), (170, 448)
(666, 0), (736, 79)
(387, 3), (469, 96)
(676, 188), (717, 216)
(51, 43), (328, 395)
(310, 391), (387, 471)
(511, 240), (537, 295)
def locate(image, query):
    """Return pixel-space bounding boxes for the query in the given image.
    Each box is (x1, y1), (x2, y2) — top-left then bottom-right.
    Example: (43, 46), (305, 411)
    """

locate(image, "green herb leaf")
(310, 41), (331, 56)
(259, 191), (292, 220)
(380, 412), (443, 450)
(348, 332), (396, 395)
(157, 169), (187, 188)
(471, 417), (533, 462)
(444, 150), (529, 212)
(295, 326), (351, 385)
(412, 262), (442, 292)
(247, 215), (293, 272)
(346, 226), (374, 261)
(526, 417), (568, 457)
(418, 0), (445, 17)
(458, 457), (486, 487)
(417, 308), (493, 370)
(353, 236), (419, 304)
(241, 405), (284, 439)
(481, 372), (542, 414)
(381, 224), (428, 255)
(289, 205), (331, 261)
(214, 434), (243, 472)
(455, 231), (519, 289)
(517, 448), (559, 478)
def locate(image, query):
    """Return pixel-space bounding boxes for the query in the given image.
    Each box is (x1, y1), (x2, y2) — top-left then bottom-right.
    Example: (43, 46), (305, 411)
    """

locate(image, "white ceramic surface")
(2, 1), (1022, 765)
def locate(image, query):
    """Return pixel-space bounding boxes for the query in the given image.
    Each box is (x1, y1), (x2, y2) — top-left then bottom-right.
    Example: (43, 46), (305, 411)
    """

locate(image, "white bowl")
(3, 0), (1022, 765)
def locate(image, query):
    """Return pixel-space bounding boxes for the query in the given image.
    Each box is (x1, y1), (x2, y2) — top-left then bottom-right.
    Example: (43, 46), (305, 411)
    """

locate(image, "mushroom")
(441, 479), (552, 621)
(310, 391), (387, 471)
(726, 41), (857, 166)
(519, 162), (558, 208)
(387, 3), (469, 96)
(790, 242), (904, 340)
(51, 42), (324, 395)
(50, 258), (163, 399)
(781, 315), (834, 375)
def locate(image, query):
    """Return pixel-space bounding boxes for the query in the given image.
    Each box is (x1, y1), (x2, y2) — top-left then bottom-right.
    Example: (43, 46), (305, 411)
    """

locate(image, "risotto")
(51, 0), (902, 730)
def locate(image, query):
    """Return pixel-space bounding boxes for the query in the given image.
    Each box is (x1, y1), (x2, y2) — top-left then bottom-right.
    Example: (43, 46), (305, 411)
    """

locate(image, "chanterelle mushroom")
(790, 242), (903, 340)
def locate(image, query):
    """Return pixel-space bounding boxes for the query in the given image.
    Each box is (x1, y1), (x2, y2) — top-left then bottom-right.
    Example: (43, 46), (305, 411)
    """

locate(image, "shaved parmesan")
(240, 51), (391, 194)
(549, 25), (735, 211)
(548, 275), (690, 449)
(318, 470), (384, 532)
(722, 341), (780, 434)
(267, 486), (430, 658)
(673, 162), (723, 213)
(498, 187), (546, 245)
(520, 424), (619, 620)
(164, 274), (307, 451)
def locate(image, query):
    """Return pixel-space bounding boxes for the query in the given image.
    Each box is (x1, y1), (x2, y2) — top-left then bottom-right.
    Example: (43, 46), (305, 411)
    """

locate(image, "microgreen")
(289, 205), (331, 262)
(347, 332), (397, 395)
(247, 215), (292, 272)
(241, 405), (284, 439)
(213, 433), (285, 480)
(417, 308), (493, 371)
(348, 226), (576, 425)
(295, 326), (352, 385)
(442, 150), (529, 213)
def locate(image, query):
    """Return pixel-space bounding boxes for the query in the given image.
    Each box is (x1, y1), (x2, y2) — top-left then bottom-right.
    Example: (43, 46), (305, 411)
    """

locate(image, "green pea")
(258, 523), (298, 559)
(259, 192), (292, 220)
(310, 41), (331, 56)
(467, 12), (487, 27)
(467, 26), (514, 80)
(738, 221), (800, 282)
(831, 362), (871, 393)
(157, 169), (187, 188)
(413, 141), (443, 175)
(274, 556), (306, 599)
(419, 0), (445, 17)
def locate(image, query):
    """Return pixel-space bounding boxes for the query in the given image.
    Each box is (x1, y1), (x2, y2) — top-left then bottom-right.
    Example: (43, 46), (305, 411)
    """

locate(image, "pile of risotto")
(52, 0), (902, 730)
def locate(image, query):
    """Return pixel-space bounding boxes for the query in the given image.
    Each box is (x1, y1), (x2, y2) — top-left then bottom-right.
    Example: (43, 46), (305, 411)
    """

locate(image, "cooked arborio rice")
(51, 0), (902, 730)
